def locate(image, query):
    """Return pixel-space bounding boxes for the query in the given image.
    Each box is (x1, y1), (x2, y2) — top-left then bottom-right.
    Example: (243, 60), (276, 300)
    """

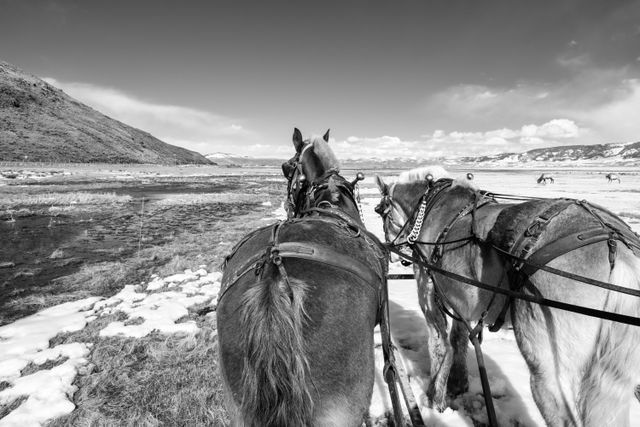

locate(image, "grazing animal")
(375, 166), (640, 426)
(217, 128), (388, 427)
(537, 173), (555, 184)
(606, 173), (621, 183)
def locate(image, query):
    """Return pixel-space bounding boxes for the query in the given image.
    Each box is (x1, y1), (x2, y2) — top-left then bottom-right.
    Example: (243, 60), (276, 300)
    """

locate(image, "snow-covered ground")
(0, 168), (639, 426)
(0, 270), (221, 427)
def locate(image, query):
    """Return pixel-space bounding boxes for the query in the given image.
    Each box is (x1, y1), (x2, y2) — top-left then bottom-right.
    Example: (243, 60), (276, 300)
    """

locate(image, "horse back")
(486, 198), (640, 259)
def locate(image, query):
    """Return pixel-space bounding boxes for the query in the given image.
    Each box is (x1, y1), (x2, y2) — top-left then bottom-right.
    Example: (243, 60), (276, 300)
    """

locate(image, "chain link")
(407, 199), (427, 244)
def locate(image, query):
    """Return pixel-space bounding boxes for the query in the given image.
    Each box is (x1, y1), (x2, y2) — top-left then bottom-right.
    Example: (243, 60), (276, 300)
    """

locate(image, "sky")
(1, 0), (639, 159)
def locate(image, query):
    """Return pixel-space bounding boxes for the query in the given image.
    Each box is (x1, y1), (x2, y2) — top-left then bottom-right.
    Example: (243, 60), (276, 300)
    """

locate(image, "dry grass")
(154, 192), (260, 206)
(0, 192), (132, 208)
(20, 356), (70, 376)
(0, 396), (28, 420)
(49, 319), (228, 427)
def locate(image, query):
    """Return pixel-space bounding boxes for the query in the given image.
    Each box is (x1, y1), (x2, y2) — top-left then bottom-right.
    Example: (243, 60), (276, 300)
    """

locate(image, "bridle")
(376, 176), (454, 248)
(283, 140), (363, 220)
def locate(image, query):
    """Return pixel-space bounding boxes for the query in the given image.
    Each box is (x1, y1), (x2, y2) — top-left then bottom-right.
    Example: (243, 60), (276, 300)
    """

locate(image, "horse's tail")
(579, 249), (640, 425)
(238, 262), (313, 427)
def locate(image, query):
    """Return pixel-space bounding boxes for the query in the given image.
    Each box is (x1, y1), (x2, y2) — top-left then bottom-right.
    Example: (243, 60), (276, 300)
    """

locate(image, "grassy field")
(0, 166), (289, 425)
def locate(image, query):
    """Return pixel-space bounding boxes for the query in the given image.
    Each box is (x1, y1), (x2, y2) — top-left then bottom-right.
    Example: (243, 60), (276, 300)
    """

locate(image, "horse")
(606, 173), (621, 183)
(375, 166), (640, 426)
(537, 173), (555, 184)
(217, 128), (388, 427)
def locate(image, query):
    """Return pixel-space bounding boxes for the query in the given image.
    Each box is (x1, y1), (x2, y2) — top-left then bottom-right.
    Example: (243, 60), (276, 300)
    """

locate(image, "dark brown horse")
(376, 167), (640, 426)
(217, 129), (388, 426)
(537, 173), (555, 184)
(606, 173), (621, 183)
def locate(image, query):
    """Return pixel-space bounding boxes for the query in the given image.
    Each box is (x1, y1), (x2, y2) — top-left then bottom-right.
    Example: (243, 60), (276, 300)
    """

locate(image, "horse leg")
(417, 272), (453, 411)
(446, 319), (469, 397)
(312, 397), (366, 427)
(512, 303), (581, 427)
(222, 385), (243, 426)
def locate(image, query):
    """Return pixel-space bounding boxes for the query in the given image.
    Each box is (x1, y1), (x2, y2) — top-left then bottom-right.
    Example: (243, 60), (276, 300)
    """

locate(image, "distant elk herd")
(537, 172), (622, 184)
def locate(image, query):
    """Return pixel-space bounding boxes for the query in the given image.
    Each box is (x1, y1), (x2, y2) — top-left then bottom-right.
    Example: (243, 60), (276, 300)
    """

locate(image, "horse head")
(375, 167), (479, 247)
(375, 167), (446, 245)
(282, 128), (363, 222)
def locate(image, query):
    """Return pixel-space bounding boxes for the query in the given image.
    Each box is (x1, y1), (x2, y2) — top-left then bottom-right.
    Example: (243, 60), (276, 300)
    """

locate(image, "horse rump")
(218, 260), (313, 427)
(577, 250), (640, 425)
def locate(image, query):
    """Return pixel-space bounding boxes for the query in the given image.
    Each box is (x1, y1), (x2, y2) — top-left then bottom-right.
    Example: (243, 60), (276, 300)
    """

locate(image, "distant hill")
(457, 141), (640, 166)
(0, 61), (212, 164)
(205, 152), (284, 168)
(343, 141), (640, 169)
(207, 140), (640, 170)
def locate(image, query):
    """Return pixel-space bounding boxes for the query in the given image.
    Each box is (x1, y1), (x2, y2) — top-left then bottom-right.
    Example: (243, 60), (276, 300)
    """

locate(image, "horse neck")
(308, 176), (363, 226)
(401, 183), (476, 242)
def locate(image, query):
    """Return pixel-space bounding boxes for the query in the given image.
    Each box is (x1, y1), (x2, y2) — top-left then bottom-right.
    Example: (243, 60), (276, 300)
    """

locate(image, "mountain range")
(207, 140), (640, 169)
(0, 61), (211, 164)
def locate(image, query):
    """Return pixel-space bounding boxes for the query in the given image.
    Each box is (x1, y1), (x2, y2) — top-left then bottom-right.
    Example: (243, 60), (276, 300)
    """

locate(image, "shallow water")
(0, 174), (287, 323)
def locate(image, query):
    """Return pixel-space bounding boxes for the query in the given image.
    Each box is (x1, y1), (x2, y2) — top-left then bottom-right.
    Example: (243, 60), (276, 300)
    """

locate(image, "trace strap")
(386, 245), (640, 327)
(379, 277), (426, 427)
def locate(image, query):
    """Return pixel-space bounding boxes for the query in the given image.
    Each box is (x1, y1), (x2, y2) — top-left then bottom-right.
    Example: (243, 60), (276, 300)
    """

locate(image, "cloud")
(43, 78), (259, 155)
(333, 119), (583, 159)
(423, 64), (640, 149)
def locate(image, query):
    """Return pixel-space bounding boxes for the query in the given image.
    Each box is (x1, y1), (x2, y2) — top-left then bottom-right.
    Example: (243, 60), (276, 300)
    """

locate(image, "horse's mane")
(397, 165), (449, 183)
(397, 165), (476, 189)
(310, 136), (341, 172)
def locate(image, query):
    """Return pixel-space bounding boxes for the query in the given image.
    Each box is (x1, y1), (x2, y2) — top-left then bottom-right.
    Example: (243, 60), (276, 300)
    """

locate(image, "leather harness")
(391, 179), (640, 331)
(218, 214), (387, 308)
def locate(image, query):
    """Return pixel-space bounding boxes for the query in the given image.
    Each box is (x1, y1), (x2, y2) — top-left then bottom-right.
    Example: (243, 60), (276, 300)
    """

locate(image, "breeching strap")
(386, 245), (640, 327)
(379, 278), (426, 427)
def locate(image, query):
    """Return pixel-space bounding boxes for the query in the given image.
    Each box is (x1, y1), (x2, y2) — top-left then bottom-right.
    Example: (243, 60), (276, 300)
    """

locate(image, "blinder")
(282, 141), (361, 218)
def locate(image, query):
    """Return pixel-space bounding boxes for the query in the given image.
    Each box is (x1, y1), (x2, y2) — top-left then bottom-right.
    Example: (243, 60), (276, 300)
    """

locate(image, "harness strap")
(490, 200), (574, 331)
(219, 240), (384, 304)
(492, 243), (640, 298)
(387, 245), (640, 326)
(418, 251), (498, 427)
(379, 281), (407, 427)
(520, 227), (609, 276)
(379, 281), (426, 427)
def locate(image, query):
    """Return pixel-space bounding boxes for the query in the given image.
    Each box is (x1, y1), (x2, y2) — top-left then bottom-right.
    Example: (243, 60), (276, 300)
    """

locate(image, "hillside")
(0, 61), (212, 164)
(457, 141), (640, 166)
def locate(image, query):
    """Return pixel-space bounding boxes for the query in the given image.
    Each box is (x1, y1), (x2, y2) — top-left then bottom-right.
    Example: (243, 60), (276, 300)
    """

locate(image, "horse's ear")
(293, 128), (304, 153)
(323, 129), (330, 142)
(375, 175), (388, 196)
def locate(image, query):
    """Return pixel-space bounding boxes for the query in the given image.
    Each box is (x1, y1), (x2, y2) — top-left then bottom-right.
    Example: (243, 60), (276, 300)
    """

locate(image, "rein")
(386, 245), (640, 327)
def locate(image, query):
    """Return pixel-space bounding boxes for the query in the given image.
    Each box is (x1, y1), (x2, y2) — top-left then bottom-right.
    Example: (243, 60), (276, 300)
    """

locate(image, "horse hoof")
(447, 380), (469, 397)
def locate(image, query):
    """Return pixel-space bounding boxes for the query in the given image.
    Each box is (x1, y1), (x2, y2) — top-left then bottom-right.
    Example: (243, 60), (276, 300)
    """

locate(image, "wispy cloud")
(43, 78), (259, 155)
(333, 119), (583, 159)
